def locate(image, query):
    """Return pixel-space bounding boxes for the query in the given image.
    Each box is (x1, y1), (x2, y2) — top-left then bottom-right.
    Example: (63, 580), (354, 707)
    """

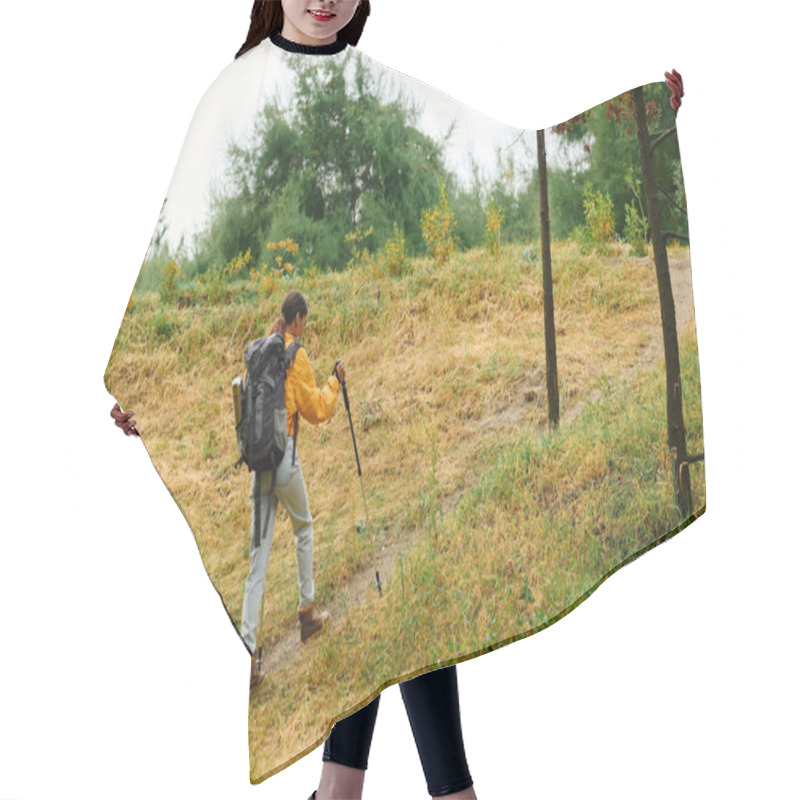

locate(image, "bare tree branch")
(663, 230), (690, 243)
(657, 184), (687, 216)
(650, 125), (676, 151)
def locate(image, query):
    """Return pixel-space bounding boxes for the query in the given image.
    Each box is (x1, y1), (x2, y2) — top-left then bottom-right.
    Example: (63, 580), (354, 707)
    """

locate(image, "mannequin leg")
(400, 665), (476, 798)
(316, 666), (476, 799)
(316, 695), (381, 800)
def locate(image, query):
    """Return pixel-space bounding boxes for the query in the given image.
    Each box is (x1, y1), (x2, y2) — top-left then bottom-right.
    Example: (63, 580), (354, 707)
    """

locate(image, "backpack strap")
(263, 468), (277, 547)
(292, 410), (299, 466)
(251, 468), (278, 552)
(285, 340), (303, 467)
(252, 470), (261, 551)
(285, 338), (304, 368)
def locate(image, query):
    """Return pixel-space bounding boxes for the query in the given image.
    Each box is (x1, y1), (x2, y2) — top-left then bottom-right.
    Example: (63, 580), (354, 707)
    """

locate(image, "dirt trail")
(253, 255), (696, 685)
(257, 536), (407, 677)
(564, 256), (695, 424)
(629, 256), (695, 373)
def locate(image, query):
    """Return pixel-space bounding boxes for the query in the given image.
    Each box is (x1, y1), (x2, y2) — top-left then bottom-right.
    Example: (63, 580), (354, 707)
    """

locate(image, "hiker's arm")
(293, 349), (340, 424)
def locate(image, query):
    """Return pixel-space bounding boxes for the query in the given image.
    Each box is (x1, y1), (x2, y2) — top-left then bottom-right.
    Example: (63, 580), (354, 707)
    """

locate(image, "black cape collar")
(269, 31), (348, 55)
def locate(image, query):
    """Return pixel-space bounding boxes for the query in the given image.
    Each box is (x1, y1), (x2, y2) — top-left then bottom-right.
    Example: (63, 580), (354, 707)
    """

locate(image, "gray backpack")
(237, 332), (303, 549)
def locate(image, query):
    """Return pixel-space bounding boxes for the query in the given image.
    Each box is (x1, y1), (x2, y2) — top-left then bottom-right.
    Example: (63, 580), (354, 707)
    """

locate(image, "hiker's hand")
(111, 403), (139, 437)
(334, 360), (346, 383)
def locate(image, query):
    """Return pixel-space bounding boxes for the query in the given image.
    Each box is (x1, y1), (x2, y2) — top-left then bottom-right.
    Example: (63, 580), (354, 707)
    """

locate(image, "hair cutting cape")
(104, 32), (705, 784)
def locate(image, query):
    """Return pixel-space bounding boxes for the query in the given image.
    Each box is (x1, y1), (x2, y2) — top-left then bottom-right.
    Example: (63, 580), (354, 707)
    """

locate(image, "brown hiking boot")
(298, 602), (331, 643)
(250, 651), (264, 691)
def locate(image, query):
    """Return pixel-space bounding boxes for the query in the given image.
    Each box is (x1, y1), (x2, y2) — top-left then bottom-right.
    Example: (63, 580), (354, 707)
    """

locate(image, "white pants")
(240, 439), (315, 654)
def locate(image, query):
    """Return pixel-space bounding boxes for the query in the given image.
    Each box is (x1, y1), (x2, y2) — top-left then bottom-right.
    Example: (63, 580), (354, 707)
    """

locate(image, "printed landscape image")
(105, 49), (704, 781)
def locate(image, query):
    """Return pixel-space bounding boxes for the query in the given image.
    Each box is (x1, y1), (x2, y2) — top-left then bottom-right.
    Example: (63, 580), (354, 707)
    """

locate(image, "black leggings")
(322, 664), (473, 797)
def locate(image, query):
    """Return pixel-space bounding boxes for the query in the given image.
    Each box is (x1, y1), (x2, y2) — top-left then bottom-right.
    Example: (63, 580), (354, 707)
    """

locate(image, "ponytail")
(268, 313), (287, 336)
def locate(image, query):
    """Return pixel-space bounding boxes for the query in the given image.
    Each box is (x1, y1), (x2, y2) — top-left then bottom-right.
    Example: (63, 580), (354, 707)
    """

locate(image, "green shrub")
(345, 226), (374, 271)
(624, 201), (649, 257)
(570, 183), (615, 256)
(152, 309), (177, 341)
(250, 238), (298, 297)
(483, 197), (505, 257)
(421, 176), (460, 267)
(198, 248), (252, 305)
(623, 166), (649, 257)
(159, 260), (184, 305)
(381, 222), (408, 277)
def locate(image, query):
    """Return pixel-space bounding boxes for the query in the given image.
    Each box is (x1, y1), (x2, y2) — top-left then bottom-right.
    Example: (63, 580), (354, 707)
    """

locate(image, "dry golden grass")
(105, 239), (704, 781)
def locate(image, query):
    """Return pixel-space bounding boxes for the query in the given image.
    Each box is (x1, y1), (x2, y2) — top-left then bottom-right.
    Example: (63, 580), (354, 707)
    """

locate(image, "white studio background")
(1, 1), (796, 798)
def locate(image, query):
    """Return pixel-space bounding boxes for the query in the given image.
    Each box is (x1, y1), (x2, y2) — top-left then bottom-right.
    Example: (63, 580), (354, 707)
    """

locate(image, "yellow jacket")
(242, 332), (340, 438)
(284, 332), (340, 439)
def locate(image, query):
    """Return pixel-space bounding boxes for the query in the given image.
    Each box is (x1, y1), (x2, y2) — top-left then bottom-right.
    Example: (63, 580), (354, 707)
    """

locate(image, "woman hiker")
(241, 289), (342, 689)
(111, 288), (342, 686)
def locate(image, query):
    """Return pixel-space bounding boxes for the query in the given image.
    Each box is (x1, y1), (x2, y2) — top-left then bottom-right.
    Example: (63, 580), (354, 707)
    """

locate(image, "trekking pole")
(256, 589), (266, 675)
(337, 364), (382, 597)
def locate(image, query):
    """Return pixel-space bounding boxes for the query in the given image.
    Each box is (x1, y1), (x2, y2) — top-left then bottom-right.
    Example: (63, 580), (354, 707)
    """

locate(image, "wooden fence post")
(537, 129), (560, 428)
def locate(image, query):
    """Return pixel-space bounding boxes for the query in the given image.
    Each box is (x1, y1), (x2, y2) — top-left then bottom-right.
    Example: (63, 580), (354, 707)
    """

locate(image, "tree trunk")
(632, 86), (692, 513)
(537, 129), (559, 427)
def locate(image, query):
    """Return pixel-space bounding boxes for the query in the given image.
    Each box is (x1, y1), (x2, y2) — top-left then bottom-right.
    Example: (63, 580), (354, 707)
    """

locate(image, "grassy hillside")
(105, 239), (704, 780)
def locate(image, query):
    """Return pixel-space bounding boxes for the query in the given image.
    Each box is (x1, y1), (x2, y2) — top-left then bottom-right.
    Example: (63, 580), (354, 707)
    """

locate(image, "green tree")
(192, 51), (449, 275)
(631, 86), (696, 512)
(551, 83), (687, 243)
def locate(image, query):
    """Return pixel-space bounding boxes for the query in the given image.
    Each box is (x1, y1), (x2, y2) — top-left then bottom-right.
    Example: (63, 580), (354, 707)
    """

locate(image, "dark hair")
(236, 1), (371, 59)
(269, 290), (309, 335)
